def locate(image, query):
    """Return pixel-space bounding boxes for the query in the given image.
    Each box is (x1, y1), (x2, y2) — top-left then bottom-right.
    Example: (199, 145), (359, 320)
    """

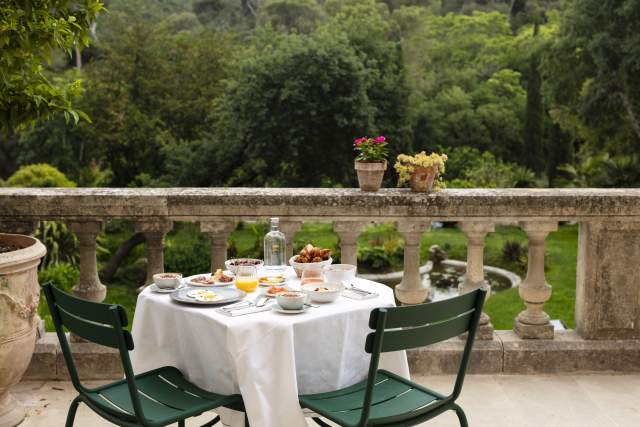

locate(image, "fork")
(222, 301), (253, 312)
(348, 283), (373, 295)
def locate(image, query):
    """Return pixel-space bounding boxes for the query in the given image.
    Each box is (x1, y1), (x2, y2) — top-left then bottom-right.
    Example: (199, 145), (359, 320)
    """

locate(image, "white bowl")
(302, 282), (343, 303)
(323, 264), (356, 283)
(289, 255), (333, 278)
(153, 272), (182, 289)
(276, 291), (307, 310)
(225, 259), (264, 274)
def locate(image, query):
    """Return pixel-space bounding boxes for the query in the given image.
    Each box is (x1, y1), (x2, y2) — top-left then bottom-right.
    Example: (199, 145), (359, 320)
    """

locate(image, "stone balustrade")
(1, 187), (640, 346)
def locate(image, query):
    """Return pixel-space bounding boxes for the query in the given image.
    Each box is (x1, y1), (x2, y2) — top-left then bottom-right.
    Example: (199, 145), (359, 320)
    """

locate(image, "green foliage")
(38, 262), (79, 330)
(258, 0), (325, 33)
(6, 163), (76, 187)
(444, 146), (536, 188)
(212, 29), (373, 186)
(0, 0), (104, 131)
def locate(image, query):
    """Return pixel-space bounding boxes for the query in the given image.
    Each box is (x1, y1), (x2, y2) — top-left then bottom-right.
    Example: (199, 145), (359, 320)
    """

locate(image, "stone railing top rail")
(1, 188), (640, 221)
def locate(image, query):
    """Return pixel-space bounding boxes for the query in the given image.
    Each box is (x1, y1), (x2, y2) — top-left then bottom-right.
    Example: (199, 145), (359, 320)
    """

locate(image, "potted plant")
(394, 151), (448, 192)
(353, 136), (389, 192)
(0, 233), (46, 426)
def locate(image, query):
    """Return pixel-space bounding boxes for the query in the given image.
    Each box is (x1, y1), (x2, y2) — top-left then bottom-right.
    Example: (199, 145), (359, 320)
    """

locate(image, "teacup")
(323, 264), (356, 283)
(276, 291), (306, 310)
(153, 272), (182, 289)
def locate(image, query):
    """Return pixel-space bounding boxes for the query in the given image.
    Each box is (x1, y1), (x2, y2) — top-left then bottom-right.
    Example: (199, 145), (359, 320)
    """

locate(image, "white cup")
(153, 273), (182, 289)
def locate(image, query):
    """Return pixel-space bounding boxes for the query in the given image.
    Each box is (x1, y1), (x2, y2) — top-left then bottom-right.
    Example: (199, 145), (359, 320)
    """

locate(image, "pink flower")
(353, 137), (367, 148)
(374, 136), (386, 144)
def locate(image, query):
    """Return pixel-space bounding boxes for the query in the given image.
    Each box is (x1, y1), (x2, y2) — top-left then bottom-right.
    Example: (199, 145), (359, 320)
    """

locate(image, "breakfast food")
(187, 289), (222, 301)
(266, 286), (287, 296)
(314, 287), (330, 292)
(259, 275), (285, 285)
(295, 244), (331, 264)
(212, 269), (233, 283)
(157, 273), (181, 279)
(227, 259), (262, 267)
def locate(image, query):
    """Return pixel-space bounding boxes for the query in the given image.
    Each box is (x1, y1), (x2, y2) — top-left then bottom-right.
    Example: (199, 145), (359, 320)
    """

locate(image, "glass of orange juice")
(236, 265), (258, 293)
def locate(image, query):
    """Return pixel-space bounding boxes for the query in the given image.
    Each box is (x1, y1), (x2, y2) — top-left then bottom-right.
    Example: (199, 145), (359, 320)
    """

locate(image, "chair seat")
(85, 366), (239, 427)
(300, 370), (446, 427)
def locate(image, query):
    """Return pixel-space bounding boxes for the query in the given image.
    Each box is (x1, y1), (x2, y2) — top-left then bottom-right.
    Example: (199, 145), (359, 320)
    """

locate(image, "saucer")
(271, 303), (308, 314)
(150, 283), (185, 293)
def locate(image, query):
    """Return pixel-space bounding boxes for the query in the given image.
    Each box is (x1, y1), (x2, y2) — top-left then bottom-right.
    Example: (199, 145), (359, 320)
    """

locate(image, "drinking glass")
(236, 265), (258, 293)
(301, 268), (324, 286)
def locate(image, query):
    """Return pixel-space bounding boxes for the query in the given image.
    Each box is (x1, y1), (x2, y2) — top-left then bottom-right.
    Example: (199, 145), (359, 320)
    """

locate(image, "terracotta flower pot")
(0, 234), (46, 427)
(409, 166), (438, 193)
(355, 160), (387, 192)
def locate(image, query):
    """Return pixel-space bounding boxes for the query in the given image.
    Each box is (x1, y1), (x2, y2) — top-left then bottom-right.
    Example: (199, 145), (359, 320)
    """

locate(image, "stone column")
(68, 220), (106, 303)
(279, 220), (303, 260)
(201, 221), (236, 271)
(395, 220), (431, 305)
(458, 221), (495, 340)
(135, 220), (173, 286)
(514, 221), (557, 339)
(576, 221), (640, 339)
(333, 221), (367, 267)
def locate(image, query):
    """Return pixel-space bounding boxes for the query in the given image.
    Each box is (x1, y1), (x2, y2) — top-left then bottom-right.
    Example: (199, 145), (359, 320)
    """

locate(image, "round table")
(130, 267), (409, 427)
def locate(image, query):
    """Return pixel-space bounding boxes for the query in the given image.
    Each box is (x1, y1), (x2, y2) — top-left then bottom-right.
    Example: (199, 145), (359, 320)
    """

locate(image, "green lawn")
(39, 222), (578, 332)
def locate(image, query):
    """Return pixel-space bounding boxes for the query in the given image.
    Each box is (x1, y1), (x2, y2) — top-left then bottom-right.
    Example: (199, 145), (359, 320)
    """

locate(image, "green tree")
(0, 0), (104, 131)
(211, 28), (373, 187)
(257, 0), (325, 33)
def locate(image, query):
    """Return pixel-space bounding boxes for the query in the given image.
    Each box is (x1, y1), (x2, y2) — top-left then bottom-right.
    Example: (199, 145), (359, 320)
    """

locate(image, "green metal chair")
(300, 288), (487, 427)
(42, 282), (244, 427)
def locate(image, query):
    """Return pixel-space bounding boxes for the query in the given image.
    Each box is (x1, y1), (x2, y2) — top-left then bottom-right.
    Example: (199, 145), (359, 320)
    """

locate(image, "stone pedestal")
(135, 220), (173, 286)
(576, 221), (640, 339)
(279, 221), (302, 260)
(333, 222), (367, 268)
(395, 220), (431, 304)
(201, 221), (235, 271)
(458, 221), (495, 340)
(514, 221), (557, 339)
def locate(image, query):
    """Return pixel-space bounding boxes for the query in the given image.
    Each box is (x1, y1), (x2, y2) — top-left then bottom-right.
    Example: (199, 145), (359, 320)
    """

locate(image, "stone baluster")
(333, 222), (367, 268)
(514, 221), (558, 339)
(68, 220), (106, 303)
(458, 221), (495, 340)
(135, 220), (173, 286)
(201, 221), (236, 271)
(279, 220), (303, 261)
(395, 220), (431, 305)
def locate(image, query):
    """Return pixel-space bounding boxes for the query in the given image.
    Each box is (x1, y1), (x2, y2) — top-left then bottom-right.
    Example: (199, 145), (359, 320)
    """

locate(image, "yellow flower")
(393, 151), (448, 188)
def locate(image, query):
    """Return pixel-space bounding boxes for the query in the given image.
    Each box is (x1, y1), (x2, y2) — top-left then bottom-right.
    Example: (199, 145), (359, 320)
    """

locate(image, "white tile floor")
(13, 374), (640, 427)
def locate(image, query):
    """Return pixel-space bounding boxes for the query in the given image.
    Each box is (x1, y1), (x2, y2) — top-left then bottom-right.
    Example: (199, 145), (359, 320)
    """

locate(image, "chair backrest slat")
(56, 304), (134, 350)
(49, 284), (128, 327)
(368, 290), (477, 329)
(365, 309), (474, 353)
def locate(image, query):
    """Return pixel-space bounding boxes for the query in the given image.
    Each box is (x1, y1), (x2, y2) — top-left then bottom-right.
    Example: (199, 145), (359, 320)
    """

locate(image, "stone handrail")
(1, 187), (639, 342)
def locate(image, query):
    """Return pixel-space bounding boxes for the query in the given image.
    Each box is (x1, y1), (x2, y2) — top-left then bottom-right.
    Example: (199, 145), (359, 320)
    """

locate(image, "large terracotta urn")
(0, 234), (46, 427)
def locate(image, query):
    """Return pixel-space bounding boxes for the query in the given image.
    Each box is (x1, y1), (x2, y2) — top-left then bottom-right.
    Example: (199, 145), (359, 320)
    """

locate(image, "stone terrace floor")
(14, 374), (640, 427)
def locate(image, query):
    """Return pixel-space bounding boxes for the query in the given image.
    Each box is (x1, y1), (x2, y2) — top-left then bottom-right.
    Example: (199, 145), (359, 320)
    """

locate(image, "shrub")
(6, 163), (76, 188)
(37, 263), (80, 330)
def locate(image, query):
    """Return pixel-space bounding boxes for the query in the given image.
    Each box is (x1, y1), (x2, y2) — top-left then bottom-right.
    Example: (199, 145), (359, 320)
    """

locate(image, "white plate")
(271, 303), (309, 314)
(184, 272), (236, 287)
(149, 283), (186, 293)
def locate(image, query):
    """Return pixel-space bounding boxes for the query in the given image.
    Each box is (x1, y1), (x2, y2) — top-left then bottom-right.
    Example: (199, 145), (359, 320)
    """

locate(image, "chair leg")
(65, 396), (81, 427)
(311, 417), (333, 427)
(453, 404), (468, 427)
(200, 415), (221, 427)
(178, 420), (185, 427)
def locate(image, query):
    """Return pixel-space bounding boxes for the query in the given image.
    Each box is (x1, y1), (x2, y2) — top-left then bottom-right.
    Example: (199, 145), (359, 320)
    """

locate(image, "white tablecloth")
(130, 268), (409, 427)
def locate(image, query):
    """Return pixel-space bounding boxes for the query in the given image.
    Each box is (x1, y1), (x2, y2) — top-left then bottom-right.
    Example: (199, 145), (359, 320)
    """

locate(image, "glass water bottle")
(264, 217), (286, 271)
